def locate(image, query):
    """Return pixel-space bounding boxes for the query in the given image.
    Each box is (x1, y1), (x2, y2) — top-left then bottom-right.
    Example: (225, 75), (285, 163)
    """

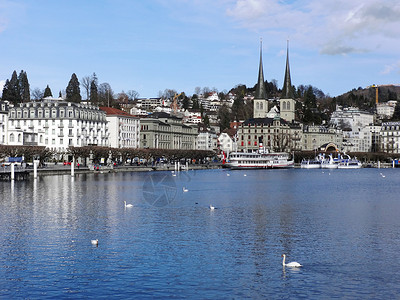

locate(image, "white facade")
(101, 107), (140, 149)
(7, 99), (109, 152)
(218, 132), (235, 154)
(376, 101), (397, 119)
(0, 101), (9, 145)
(197, 130), (218, 151)
(330, 106), (374, 131)
(380, 122), (400, 154)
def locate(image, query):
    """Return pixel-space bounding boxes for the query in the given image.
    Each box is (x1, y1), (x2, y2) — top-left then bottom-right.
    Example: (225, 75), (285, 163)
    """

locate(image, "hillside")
(333, 85), (400, 110)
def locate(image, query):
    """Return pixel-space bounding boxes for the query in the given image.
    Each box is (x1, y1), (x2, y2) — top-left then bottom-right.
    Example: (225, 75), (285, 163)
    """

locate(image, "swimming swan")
(183, 187), (189, 192)
(91, 239), (98, 245)
(282, 254), (302, 267)
(209, 205), (215, 210)
(124, 201), (133, 208)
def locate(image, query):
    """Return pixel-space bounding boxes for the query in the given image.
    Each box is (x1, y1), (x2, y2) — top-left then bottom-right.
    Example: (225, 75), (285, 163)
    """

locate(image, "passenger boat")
(337, 154), (362, 169)
(301, 154), (322, 169)
(320, 154), (339, 169)
(223, 147), (294, 170)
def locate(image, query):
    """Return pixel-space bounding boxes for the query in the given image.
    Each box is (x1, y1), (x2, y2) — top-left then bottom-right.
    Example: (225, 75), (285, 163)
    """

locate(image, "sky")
(0, 0), (399, 99)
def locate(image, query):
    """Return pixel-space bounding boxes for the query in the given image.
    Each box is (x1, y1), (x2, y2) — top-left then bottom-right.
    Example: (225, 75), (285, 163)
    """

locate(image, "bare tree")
(98, 83), (114, 106)
(81, 76), (91, 100)
(127, 90), (139, 101)
(31, 88), (44, 101)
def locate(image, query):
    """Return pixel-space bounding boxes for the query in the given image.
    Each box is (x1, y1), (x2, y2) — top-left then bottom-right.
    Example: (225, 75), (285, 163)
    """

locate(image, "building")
(279, 41), (296, 123)
(7, 97), (109, 151)
(330, 106), (374, 131)
(140, 112), (197, 149)
(380, 122), (400, 154)
(303, 125), (343, 151)
(0, 101), (9, 145)
(238, 41), (299, 153)
(253, 41), (269, 118)
(218, 130), (236, 154)
(377, 101), (397, 119)
(100, 107), (140, 149)
(197, 128), (218, 151)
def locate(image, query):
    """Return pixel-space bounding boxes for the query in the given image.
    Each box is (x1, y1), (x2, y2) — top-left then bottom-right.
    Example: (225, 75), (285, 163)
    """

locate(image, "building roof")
(281, 40), (294, 99)
(99, 106), (136, 117)
(242, 117), (288, 126)
(254, 40), (267, 100)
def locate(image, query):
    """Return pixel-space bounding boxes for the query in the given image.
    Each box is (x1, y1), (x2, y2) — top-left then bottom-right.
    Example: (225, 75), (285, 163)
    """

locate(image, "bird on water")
(282, 254), (302, 267)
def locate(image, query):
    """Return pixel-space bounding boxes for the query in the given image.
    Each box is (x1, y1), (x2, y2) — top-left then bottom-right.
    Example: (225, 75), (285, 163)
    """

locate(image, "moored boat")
(321, 154), (339, 169)
(224, 147), (294, 170)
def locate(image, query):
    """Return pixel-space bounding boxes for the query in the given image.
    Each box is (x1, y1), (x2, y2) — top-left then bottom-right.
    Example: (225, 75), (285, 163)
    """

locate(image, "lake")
(1, 168), (400, 299)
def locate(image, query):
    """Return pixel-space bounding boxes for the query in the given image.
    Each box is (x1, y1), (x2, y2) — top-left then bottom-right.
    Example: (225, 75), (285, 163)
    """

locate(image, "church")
(237, 42), (302, 153)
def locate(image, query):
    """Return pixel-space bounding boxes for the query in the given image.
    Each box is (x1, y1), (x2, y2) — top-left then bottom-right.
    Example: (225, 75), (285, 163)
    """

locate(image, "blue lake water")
(1, 168), (400, 299)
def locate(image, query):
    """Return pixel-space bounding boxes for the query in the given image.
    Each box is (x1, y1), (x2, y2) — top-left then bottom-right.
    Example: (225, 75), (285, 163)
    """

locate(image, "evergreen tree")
(2, 71), (20, 105)
(391, 101), (400, 121)
(218, 104), (231, 132)
(43, 85), (53, 98)
(18, 70), (30, 102)
(66, 73), (81, 103)
(90, 77), (98, 105)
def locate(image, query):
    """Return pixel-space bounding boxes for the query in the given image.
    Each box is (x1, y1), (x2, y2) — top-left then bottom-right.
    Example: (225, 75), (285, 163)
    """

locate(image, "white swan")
(91, 239), (98, 245)
(282, 254), (302, 267)
(183, 187), (189, 192)
(209, 205), (215, 210)
(124, 201), (133, 208)
(226, 173), (230, 176)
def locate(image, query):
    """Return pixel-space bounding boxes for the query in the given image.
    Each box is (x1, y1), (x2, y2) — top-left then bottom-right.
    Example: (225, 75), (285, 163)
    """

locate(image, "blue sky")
(1, 0), (399, 99)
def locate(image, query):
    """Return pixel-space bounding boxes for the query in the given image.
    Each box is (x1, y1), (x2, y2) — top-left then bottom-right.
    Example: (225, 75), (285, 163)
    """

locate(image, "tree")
(90, 73), (98, 105)
(98, 82), (114, 107)
(66, 73), (81, 103)
(391, 101), (400, 121)
(81, 76), (91, 100)
(218, 104), (231, 132)
(18, 70), (30, 102)
(31, 88), (44, 101)
(43, 85), (53, 98)
(2, 71), (20, 105)
(127, 90), (139, 101)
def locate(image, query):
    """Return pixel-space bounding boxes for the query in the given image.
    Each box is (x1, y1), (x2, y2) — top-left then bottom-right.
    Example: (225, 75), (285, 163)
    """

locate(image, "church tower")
(280, 40), (296, 122)
(253, 40), (268, 118)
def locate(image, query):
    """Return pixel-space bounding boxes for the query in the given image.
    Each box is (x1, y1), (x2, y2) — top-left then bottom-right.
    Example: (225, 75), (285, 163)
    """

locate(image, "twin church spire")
(253, 39), (295, 121)
(254, 39), (293, 100)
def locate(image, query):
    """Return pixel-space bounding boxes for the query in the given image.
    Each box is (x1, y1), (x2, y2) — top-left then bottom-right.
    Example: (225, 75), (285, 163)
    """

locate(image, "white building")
(0, 101), (9, 145)
(197, 129), (218, 151)
(7, 98), (109, 152)
(218, 131), (236, 154)
(184, 110), (202, 124)
(330, 106), (374, 131)
(100, 107), (140, 149)
(377, 101), (397, 119)
(380, 122), (400, 154)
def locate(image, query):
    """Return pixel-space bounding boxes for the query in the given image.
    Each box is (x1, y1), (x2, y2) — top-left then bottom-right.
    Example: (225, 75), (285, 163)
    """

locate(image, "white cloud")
(380, 61), (400, 75)
(226, 0), (400, 56)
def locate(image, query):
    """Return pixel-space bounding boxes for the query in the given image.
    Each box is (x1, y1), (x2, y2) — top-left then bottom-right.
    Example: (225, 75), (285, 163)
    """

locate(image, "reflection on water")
(1, 169), (400, 298)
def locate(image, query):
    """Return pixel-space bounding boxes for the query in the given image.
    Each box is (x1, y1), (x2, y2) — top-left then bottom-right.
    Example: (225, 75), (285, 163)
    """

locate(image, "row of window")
(10, 108), (105, 121)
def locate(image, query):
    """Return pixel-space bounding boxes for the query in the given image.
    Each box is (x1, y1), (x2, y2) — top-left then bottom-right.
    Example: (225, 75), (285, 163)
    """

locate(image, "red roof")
(99, 107), (135, 117)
